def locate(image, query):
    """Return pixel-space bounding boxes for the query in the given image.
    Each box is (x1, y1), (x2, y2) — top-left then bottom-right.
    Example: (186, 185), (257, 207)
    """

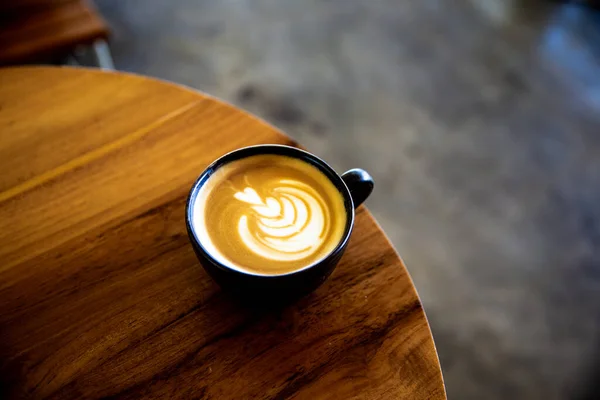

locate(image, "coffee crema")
(192, 154), (347, 275)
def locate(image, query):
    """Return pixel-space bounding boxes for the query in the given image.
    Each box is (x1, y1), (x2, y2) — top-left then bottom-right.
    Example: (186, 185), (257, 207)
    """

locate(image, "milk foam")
(234, 181), (326, 261)
(192, 155), (346, 275)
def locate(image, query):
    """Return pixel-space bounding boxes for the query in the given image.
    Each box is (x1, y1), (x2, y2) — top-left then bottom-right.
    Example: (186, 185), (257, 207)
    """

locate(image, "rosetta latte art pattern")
(233, 179), (328, 262)
(196, 154), (347, 274)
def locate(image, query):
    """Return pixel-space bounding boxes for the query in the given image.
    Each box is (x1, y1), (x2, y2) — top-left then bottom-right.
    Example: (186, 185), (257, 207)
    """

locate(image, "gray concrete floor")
(95, 0), (600, 398)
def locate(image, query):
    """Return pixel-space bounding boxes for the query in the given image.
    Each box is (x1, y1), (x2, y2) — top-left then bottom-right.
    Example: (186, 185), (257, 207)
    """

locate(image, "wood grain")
(0, 66), (446, 399)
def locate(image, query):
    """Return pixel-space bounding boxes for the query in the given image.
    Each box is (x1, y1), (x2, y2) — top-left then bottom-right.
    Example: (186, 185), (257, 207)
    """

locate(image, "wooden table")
(0, 67), (446, 399)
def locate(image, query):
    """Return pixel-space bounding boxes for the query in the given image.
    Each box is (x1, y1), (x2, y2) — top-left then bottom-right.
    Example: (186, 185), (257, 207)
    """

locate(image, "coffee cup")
(185, 144), (374, 301)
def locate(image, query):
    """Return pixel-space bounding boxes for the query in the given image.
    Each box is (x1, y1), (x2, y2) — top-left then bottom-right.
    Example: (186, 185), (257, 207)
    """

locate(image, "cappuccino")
(192, 154), (347, 275)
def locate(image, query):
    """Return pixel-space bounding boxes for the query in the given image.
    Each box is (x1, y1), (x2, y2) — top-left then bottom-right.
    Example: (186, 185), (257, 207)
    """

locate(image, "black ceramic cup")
(185, 145), (374, 301)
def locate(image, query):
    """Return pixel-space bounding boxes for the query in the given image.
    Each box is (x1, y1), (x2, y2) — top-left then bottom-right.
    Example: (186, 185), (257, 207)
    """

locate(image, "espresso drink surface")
(193, 154), (347, 275)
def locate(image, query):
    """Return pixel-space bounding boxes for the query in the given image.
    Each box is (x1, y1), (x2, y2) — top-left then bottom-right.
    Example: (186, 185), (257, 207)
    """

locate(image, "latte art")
(234, 181), (327, 261)
(193, 154), (347, 275)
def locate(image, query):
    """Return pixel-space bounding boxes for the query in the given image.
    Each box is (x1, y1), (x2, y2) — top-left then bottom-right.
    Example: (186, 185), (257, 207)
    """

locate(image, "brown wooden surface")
(0, 66), (446, 399)
(0, 0), (77, 13)
(0, 1), (109, 65)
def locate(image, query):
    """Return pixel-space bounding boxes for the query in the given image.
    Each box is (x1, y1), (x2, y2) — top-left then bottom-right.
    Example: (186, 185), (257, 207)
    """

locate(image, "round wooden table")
(0, 67), (446, 399)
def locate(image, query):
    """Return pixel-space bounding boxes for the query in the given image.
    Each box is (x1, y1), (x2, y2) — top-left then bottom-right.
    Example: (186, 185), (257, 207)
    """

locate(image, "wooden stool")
(0, 0), (113, 68)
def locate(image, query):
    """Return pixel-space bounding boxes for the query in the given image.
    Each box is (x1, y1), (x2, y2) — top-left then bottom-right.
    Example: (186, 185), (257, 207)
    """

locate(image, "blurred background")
(2, 0), (600, 398)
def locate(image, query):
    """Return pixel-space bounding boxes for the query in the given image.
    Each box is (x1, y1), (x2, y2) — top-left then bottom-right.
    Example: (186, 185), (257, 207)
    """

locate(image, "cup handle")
(341, 169), (374, 208)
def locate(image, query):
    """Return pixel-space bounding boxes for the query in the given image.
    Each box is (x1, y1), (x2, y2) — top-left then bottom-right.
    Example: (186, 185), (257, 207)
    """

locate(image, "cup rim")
(185, 144), (355, 278)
